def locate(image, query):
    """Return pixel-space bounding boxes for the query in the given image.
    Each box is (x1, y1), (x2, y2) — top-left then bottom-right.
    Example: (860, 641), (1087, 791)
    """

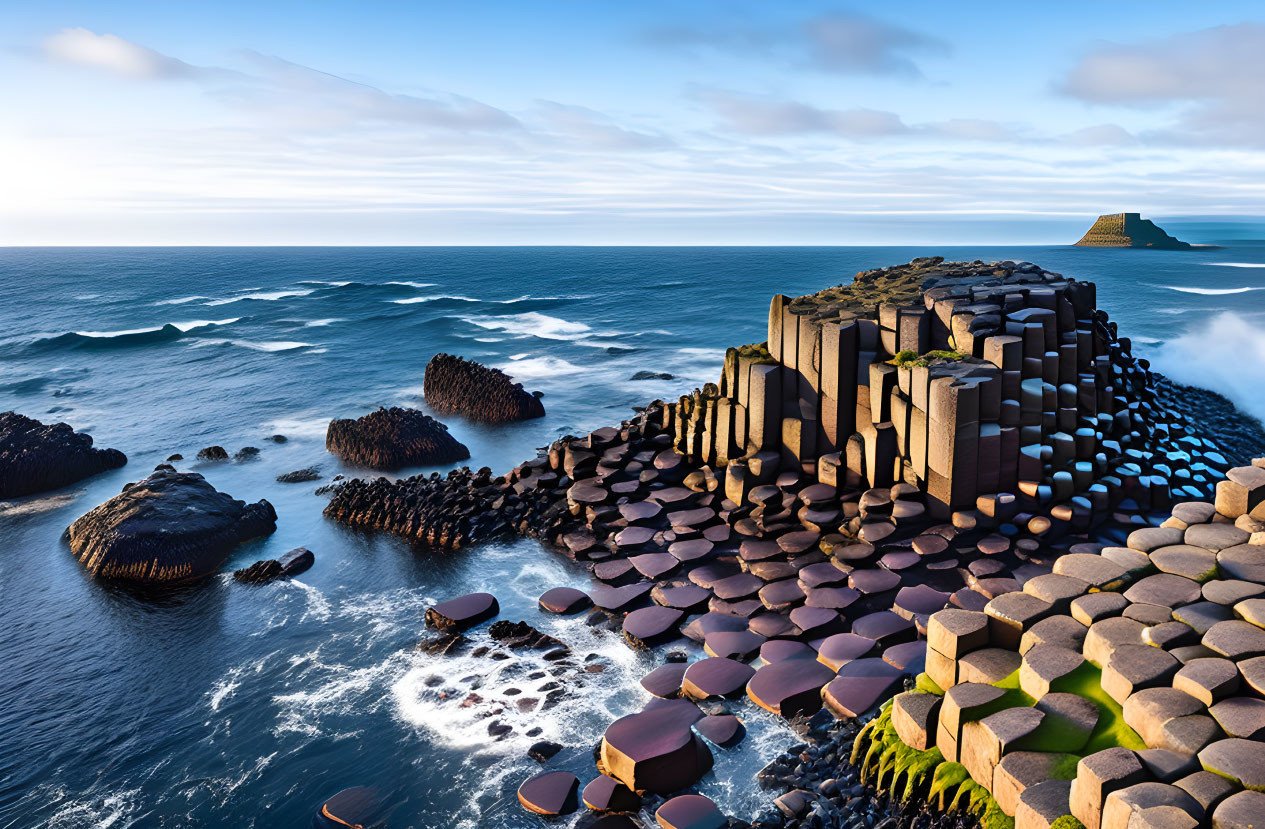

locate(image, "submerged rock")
(423, 352), (545, 423)
(0, 411), (126, 498)
(326, 406), (469, 469)
(67, 469), (277, 582)
(233, 547), (314, 584)
(277, 467), (322, 483)
(195, 446), (229, 461)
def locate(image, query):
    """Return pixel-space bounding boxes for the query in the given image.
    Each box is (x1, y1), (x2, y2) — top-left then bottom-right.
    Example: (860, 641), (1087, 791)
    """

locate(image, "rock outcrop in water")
(325, 406), (470, 470)
(0, 411), (126, 498)
(68, 469), (277, 582)
(233, 547), (314, 584)
(1075, 213), (1192, 249)
(423, 352), (545, 423)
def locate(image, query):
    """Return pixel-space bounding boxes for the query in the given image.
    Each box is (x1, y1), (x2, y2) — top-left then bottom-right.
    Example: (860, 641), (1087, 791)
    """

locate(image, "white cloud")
(1061, 22), (1265, 147)
(44, 27), (203, 80)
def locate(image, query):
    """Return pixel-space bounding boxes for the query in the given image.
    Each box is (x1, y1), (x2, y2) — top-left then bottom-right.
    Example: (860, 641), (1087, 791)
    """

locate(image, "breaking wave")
(1153, 311), (1265, 423)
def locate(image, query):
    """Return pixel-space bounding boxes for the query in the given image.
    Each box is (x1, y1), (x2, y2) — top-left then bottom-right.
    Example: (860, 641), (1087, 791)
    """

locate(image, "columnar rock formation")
(866, 457), (1265, 829)
(0, 411), (126, 498)
(325, 406), (469, 469)
(1075, 214), (1192, 249)
(423, 353), (545, 423)
(68, 469), (277, 582)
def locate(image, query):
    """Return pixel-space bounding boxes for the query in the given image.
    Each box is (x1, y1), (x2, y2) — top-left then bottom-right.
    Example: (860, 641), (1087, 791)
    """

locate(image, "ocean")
(1, 237), (1264, 827)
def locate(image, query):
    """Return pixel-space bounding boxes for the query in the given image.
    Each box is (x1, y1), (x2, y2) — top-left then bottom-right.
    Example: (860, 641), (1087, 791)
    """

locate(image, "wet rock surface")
(0, 411), (126, 498)
(325, 406), (469, 470)
(233, 547), (314, 584)
(423, 352), (545, 423)
(67, 469), (276, 582)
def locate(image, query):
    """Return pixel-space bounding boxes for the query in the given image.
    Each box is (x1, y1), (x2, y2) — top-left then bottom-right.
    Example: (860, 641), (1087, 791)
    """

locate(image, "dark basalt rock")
(326, 407), (469, 470)
(631, 371), (675, 381)
(67, 469), (276, 583)
(528, 740), (563, 763)
(277, 467), (322, 483)
(517, 770), (579, 816)
(423, 353), (545, 423)
(0, 411), (126, 498)
(313, 786), (385, 829)
(488, 619), (567, 652)
(196, 446), (229, 461)
(426, 592), (499, 632)
(233, 547), (314, 584)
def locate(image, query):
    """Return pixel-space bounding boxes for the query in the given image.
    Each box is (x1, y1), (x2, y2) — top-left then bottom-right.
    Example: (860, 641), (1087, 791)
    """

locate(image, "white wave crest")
(192, 339), (312, 352)
(1210, 262), (1265, 268)
(460, 311), (592, 341)
(154, 295), (207, 306)
(1160, 285), (1263, 295)
(1153, 311), (1265, 422)
(386, 281), (439, 289)
(303, 318), (344, 327)
(391, 295), (481, 305)
(205, 289), (315, 306)
(496, 356), (583, 380)
(74, 318), (239, 338)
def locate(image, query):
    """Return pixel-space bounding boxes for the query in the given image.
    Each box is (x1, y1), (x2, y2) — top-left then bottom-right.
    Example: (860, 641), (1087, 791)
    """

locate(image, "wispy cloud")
(43, 26), (214, 80)
(1060, 22), (1265, 147)
(646, 10), (947, 79)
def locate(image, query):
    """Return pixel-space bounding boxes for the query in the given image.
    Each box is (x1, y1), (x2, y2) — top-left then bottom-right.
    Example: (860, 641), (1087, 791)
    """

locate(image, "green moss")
(889, 348), (967, 369)
(916, 672), (945, 695)
(1050, 754), (1081, 781)
(735, 341), (777, 365)
(1048, 661), (1146, 753)
(1051, 816), (1087, 829)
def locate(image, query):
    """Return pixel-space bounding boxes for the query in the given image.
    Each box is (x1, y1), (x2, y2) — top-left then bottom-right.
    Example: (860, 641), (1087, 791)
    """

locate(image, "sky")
(3, 0), (1265, 245)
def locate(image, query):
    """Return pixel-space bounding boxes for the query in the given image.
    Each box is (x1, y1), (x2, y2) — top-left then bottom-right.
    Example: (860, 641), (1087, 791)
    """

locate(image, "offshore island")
(1074, 214), (1193, 250)
(7, 257), (1265, 829)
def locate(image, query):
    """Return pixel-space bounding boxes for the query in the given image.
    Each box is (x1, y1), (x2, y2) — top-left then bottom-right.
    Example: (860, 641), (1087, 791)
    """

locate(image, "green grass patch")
(916, 672), (944, 695)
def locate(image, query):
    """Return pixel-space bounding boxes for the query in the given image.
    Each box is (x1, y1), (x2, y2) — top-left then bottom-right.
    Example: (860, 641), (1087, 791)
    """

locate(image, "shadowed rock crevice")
(423, 353), (545, 423)
(0, 411), (126, 498)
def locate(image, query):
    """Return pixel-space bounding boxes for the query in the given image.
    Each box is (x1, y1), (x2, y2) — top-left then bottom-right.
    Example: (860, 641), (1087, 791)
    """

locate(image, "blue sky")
(3, 1), (1265, 244)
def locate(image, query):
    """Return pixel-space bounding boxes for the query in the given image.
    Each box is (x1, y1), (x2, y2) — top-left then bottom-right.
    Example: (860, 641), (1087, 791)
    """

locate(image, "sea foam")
(1153, 311), (1265, 422)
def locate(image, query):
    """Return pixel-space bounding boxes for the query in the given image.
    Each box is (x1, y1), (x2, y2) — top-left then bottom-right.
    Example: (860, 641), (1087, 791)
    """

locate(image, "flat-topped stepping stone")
(682, 657), (756, 700)
(1101, 782), (1202, 829)
(1205, 579), (1265, 606)
(1144, 620), (1199, 650)
(993, 752), (1073, 818)
(986, 592), (1055, 650)
(1209, 696), (1265, 739)
(614, 526), (657, 550)
(539, 586), (591, 615)
(911, 533), (949, 557)
(1171, 501), (1218, 526)
(1124, 603), (1174, 626)
(762, 639), (814, 663)
(1129, 527), (1186, 553)
(974, 577), (1022, 599)
(681, 612), (747, 641)
(623, 607), (685, 648)
(891, 499), (926, 520)
(746, 658), (836, 717)
(652, 582), (711, 611)
(1084, 616), (1146, 666)
(693, 714), (744, 748)
(804, 585), (861, 610)
(883, 640), (927, 673)
(600, 699), (710, 795)
(879, 551), (920, 571)
(1135, 749), (1198, 783)
(667, 507), (716, 530)
(777, 530), (820, 554)
(799, 483), (837, 505)
(1123, 687), (1210, 751)
(978, 535), (1011, 555)
(788, 606), (842, 639)
(518, 771), (579, 815)
(1020, 644), (1083, 700)
(655, 794), (726, 829)
(711, 573), (763, 601)
(591, 582), (655, 613)
(426, 592), (499, 631)
(1173, 658), (1240, 705)
(1020, 614), (1088, 655)
(960, 706), (1046, 790)
(1173, 601), (1235, 635)
(1070, 747), (1148, 829)
(1151, 545), (1220, 583)
(956, 647), (1021, 685)
(1236, 597), (1265, 628)
(1102, 545), (1153, 576)
(564, 529), (600, 554)
(738, 539), (782, 563)
(1071, 592), (1129, 627)
(759, 579), (805, 611)
(702, 630), (765, 662)
(938, 683), (1008, 761)
(894, 585), (951, 622)
(702, 524), (731, 544)
(687, 563), (740, 589)
(830, 541), (877, 562)
(927, 609), (989, 659)
(851, 610), (916, 645)
(797, 562), (848, 588)
(848, 568), (901, 594)
(1053, 553), (1128, 589)
(951, 587), (989, 611)
(668, 539), (713, 562)
(748, 613), (797, 638)
(582, 774), (641, 813)
(822, 658), (906, 718)
(631, 553), (679, 580)
(595, 559), (636, 583)
(1102, 644), (1181, 705)
(1187, 523), (1250, 552)
(1024, 574), (1089, 612)
(969, 559), (1006, 578)
(620, 501), (663, 524)
(570, 483), (610, 505)
(1198, 738), (1265, 791)
(1126, 573), (1202, 608)
(1204, 619), (1265, 660)
(748, 561), (796, 581)
(641, 663), (690, 698)
(647, 486), (696, 505)
(1212, 790), (1265, 829)
(858, 520), (896, 544)
(1217, 545), (1265, 583)
(816, 632), (878, 671)
(1017, 779), (1073, 829)
(893, 691), (941, 751)
(708, 596), (763, 617)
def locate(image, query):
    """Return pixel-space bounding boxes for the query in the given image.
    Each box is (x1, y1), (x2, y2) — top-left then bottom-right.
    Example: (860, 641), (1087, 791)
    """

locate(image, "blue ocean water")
(1, 240), (1263, 828)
